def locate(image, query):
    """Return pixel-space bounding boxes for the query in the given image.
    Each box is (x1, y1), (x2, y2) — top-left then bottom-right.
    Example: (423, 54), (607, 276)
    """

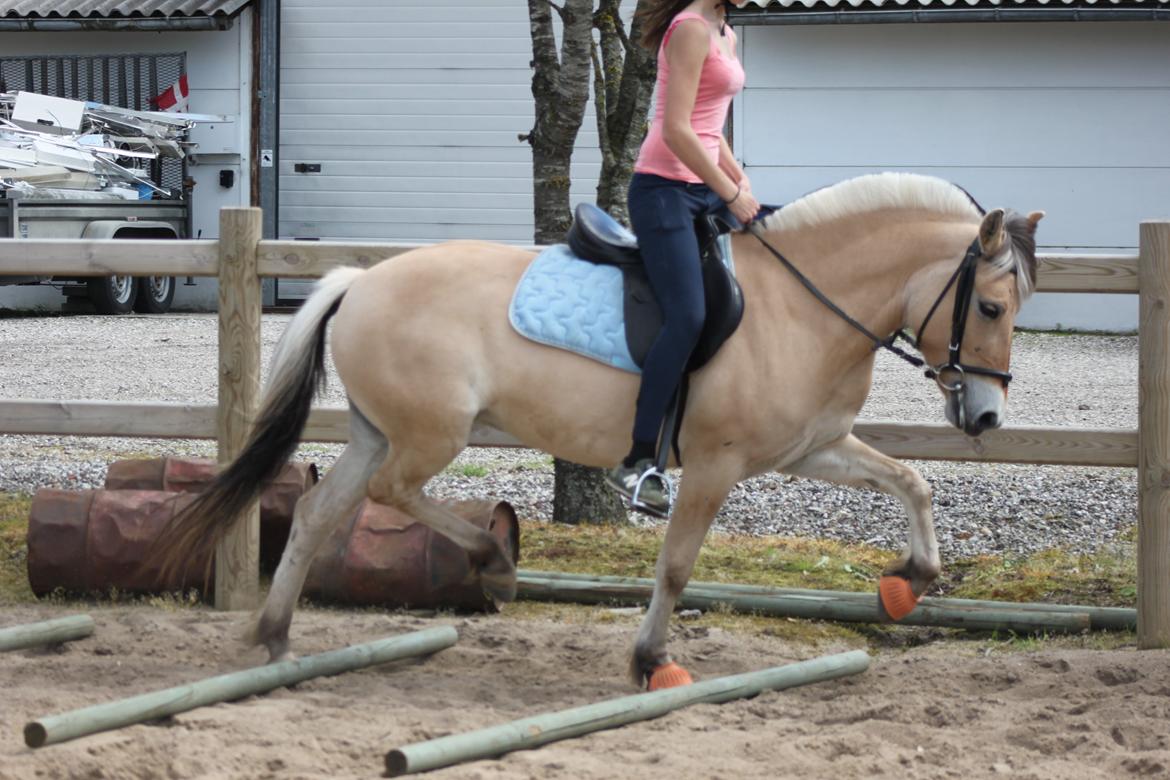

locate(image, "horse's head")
(910, 207), (1042, 437)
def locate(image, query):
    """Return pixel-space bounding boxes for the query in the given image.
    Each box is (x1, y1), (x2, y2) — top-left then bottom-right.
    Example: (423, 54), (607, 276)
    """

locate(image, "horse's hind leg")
(249, 405), (387, 662)
(365, 422), (518, 604)
(783, 433), (941, 598)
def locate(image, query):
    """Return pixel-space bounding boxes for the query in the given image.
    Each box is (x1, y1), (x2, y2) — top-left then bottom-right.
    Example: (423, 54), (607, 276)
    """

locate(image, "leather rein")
(745, 223), (1013, 402)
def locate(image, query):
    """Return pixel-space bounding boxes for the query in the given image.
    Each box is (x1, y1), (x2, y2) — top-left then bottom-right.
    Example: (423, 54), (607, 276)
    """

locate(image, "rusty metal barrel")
(304, 499), (521, 612)
(27, 489), (210, 596)
(104, 457), (317, 570)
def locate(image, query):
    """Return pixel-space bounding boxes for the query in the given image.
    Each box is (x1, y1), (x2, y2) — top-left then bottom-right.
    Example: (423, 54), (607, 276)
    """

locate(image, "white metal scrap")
(0, 90), (222, 200)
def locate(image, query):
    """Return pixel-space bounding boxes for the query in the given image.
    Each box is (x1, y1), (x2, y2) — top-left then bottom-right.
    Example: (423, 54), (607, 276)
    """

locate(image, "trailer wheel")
(87, 275), (138, 315)
(133, 276), (175, 314)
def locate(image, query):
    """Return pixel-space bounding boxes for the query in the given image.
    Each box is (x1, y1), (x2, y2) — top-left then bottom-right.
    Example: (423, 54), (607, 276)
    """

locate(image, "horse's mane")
(759, 172), (1037, 300)
(760, 172), (982, 233)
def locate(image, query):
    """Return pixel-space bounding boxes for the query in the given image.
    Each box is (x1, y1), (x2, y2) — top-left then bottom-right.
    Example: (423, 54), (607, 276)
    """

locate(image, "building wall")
(735, 21), (1170, 331)
(0, 17), (253, 311)
(278, 0), (602, 244)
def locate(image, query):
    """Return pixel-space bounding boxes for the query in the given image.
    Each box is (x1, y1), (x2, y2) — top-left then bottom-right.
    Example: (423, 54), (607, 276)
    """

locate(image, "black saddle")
(566, 202), (744, 373)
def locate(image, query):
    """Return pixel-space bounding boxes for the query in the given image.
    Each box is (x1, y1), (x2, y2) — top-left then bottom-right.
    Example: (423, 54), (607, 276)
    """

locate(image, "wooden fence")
(1, 208), (1168, 648)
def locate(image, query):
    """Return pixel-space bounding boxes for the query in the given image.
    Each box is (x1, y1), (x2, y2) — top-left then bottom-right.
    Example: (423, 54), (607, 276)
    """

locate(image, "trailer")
(0, 53), (198, 314)
(0, 192), (186, 314)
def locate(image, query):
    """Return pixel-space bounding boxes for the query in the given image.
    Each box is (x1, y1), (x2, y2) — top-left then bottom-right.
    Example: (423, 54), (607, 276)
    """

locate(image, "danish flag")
(152, 74), (189, 113)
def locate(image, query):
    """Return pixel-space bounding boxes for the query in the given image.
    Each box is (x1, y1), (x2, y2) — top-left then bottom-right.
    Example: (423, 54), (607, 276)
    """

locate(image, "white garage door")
(279, 0), (600, 244)
(737, 21), (1170, 329)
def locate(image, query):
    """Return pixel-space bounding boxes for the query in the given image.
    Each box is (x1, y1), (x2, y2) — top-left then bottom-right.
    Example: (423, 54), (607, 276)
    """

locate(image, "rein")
(745, 223), (1013, 408)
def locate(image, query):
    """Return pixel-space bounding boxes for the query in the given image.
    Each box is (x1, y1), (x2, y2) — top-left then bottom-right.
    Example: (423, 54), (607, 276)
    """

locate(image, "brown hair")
(636, 0), (696, 51)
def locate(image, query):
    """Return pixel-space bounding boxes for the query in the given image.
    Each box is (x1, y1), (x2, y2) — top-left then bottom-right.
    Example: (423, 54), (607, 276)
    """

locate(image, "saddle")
(566, 203), (745, 373)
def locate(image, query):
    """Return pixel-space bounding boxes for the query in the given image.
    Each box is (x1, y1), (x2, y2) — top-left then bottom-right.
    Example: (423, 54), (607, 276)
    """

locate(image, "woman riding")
(605, 0), (761, 516)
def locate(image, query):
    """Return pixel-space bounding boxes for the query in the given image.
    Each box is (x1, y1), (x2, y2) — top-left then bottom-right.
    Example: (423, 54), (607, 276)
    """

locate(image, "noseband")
(746, 225), (1012, 408)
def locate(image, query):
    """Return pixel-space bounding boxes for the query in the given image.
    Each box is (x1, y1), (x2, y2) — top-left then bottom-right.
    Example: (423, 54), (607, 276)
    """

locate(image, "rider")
(605, 0), (760, 516)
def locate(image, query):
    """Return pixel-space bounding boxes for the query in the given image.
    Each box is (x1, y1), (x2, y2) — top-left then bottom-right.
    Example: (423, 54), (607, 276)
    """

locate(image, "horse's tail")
(151, 267), (366, 585)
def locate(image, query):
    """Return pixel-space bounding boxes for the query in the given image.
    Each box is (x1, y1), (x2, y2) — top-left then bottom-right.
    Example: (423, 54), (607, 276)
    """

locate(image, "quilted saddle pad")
(508, 244), (640, 374)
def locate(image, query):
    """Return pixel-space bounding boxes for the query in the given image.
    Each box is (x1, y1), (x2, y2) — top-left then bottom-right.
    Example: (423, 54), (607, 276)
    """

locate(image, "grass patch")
(520, 521), (888, 593)
(0, 492), (35, 605)
(518, 520), (1138, 610)
(938, 546), (1135, 606)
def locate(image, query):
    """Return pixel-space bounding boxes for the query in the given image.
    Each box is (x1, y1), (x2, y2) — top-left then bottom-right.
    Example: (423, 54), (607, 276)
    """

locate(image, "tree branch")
(593, 0), (624, 123)
(610, 2), (632, 53)
(590, 38), (612, 165)
(527, 0), (560, 78)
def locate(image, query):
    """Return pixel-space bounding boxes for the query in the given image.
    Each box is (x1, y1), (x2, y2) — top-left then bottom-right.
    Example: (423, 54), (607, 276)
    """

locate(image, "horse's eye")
(979, 302), (1002, 320)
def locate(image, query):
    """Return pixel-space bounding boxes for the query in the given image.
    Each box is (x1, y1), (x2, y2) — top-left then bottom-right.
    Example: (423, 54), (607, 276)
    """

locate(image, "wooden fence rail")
(0, 208), (1167, 647)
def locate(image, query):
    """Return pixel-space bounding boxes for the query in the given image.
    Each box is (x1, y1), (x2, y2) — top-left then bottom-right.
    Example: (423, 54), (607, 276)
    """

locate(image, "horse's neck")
(738, 214), (975, 342)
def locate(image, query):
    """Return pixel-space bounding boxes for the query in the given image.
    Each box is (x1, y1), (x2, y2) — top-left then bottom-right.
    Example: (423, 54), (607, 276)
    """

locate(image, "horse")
(154, 172), (1041, 689)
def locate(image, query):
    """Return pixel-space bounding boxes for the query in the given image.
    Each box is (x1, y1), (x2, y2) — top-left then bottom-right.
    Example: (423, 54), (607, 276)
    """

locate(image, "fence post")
(215, 207), (263, 611)
(1139, 219), (1170, 648)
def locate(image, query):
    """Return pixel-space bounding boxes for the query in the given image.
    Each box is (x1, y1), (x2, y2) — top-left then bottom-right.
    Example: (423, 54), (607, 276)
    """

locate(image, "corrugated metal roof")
(0, 1), (250, 18)
(740, 0), (1167, 7)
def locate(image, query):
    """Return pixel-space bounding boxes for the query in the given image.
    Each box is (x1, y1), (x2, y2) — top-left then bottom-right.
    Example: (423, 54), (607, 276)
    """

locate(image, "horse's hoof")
(482, 570), (518, 605)
(270, 649), (297, 665)
(878, 575), (921, 621)
(648, 662), (693, 691)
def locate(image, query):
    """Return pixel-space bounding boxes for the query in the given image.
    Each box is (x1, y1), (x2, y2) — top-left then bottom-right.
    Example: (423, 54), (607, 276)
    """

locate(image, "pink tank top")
(634, 12), (745, 184)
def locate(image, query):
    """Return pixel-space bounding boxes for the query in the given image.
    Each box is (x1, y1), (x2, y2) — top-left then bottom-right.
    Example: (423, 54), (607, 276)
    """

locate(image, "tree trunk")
(528, 0), (593, 244)
(527, 1), (659, 524)
(553, 460), (629, 525)
(593, 0), (657, 223)
(528, 0), (629, 524)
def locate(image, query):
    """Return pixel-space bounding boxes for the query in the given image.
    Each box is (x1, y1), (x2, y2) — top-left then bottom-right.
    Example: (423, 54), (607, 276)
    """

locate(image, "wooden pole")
(215, 207), (263, 611)
(385, 650), (870, 776)
(25, 626), (458, 748)
(518, 570), (1135, 632)
(1139, 219), (1170, 649)
(516, 573), (1091, 634)
(0, 615), (95, 652)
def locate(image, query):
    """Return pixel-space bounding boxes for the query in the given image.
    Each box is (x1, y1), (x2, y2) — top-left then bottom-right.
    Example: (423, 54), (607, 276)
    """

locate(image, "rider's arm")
(660, 19), (739, 203)
(717, 136), (748, 190)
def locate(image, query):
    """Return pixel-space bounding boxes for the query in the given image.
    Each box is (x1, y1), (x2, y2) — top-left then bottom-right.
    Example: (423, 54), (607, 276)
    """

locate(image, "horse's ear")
(1027, 211), (1046, 229)
(978, 208), (1006, 256)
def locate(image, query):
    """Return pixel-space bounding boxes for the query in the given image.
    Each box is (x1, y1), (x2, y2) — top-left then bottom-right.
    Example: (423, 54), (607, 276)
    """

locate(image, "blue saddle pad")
(508, 244), (641, 373)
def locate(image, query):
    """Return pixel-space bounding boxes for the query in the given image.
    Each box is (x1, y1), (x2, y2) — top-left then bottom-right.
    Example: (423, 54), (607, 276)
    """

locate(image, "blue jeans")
(626, 172), (728, 447)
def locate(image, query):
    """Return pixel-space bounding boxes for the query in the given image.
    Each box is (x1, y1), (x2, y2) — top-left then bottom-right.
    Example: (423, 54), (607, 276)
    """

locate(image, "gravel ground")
(0, 313), (1138, 562)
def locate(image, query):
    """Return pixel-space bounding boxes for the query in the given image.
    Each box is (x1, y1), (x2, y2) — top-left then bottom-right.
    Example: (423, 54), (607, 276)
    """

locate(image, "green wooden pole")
(25, 626), (457, 748)
(0, 615), (95, 652)
(385, 649), (870, 776)
(517, 572), (1101, 634)
(518, 570), (1136, 629)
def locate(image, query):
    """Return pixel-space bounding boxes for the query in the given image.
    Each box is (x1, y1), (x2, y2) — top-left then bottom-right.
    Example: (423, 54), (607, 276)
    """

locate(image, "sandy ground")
(2, 605), (1169, 780)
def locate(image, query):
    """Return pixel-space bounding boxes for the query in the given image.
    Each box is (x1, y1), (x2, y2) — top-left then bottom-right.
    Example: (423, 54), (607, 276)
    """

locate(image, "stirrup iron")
(631, 467), (674, 515)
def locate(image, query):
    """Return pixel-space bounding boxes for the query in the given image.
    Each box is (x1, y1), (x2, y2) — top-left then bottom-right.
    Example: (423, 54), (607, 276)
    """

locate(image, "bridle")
(746, 223), (1013, 428)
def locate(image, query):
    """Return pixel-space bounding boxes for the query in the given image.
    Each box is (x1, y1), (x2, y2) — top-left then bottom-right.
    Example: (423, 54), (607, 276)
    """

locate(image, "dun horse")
(155, 173), (1041, 689)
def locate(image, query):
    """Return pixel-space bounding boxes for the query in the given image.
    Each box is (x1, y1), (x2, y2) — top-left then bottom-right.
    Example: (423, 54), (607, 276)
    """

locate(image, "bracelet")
(726, 184), (742, 206)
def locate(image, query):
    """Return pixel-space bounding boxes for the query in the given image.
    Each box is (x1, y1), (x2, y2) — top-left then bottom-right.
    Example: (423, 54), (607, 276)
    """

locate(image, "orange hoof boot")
(648, 662), (693, 691)
(878, 575), (921, 621)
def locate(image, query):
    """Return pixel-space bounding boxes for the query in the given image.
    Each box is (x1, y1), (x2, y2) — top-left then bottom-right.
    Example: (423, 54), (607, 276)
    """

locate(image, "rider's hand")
(726, 184), (761, 225)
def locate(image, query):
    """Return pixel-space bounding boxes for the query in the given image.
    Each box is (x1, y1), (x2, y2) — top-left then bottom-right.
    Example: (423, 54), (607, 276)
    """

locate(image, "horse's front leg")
(629, 461), (740, 690)
(783, 433), (941, 614)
